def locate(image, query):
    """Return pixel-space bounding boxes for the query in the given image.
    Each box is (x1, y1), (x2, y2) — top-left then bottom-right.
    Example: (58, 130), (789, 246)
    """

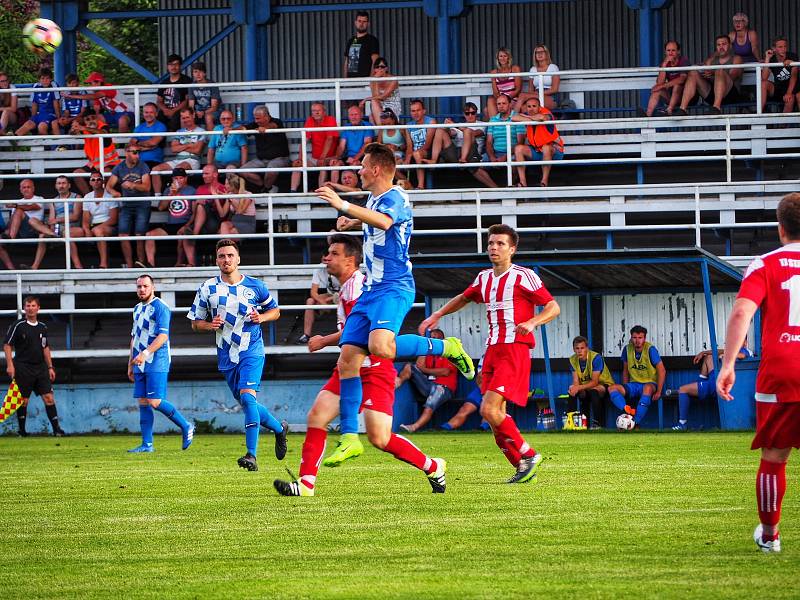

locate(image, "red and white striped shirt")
(463, 265), (554, 347)
(337, 270), (365, 330)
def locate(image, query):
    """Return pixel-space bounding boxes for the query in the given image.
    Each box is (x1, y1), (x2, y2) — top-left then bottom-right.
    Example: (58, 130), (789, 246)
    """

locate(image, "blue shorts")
(118, 200), (151, 235)
(697, 376), (717, 402)
(32, 112), (56, 126)
(222, 354), (264, 399)
(464, 385), (483, 408)
(623, 381), (656, 401)
(104, 111), (134, 127)
(531, 147), (564, 161)
(133, 371), (168, 400)
(340, 286), (414, 349)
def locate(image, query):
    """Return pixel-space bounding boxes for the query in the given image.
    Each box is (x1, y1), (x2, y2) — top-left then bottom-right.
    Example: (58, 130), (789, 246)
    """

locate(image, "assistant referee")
(3, 296), (66, 436)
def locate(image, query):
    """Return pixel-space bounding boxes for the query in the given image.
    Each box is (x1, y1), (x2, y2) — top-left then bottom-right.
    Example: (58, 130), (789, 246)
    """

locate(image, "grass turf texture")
(1, 432), (798, 599)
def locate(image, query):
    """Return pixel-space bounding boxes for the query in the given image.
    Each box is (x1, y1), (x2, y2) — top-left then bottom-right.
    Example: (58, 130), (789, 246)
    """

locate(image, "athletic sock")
(256, 402), (283, 433)
(494, 431), (521, 467)
(154, 399), (190, 430)
(240, 392), (260, 456)
(16, 404), (27, 434)
(339, 376), (362, 435)
(440, 423), (453, 431)
(395, 334), (445, 358)
(44, 403), (61, 432)
(139, 404), (155, 446)
(495, 415), (535, 458)
(383, 433), (434, 473)
(757, 459), (787, 532)
(298, 427), (327, 489)
(678, 392), (691, 422)
(634, 395), (652, 425)
(609, 390), (627, 411)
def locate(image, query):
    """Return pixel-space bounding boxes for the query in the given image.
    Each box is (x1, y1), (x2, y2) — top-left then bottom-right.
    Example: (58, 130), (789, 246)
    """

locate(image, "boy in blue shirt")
(52, 73), (86, 136)
(15, 68), (60, 136)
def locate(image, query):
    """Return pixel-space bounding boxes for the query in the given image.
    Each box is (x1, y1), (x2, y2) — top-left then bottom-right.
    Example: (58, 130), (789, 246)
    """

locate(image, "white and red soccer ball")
(23, 18), (62, 55)
(616, 413), (635, 431)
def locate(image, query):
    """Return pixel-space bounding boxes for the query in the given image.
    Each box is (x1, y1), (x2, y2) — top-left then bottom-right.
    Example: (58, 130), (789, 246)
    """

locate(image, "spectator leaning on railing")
(761, 38), (798, 114)
(511, 96), (564, 188)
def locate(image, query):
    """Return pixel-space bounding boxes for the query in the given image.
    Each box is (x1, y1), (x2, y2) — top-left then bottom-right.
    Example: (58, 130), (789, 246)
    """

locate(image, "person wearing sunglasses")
(107, 142), (152, 269)
(81, 171), (119, 269)
(360, 57), (401, 125)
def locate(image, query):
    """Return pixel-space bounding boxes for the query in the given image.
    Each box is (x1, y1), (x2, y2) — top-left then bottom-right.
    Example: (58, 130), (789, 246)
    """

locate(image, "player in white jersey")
(128, 275), (194, 453)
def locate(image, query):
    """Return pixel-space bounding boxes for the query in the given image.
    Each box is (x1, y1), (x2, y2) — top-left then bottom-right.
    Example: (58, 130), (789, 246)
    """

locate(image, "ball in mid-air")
(23, 18), (63, 55)
(616, 413), (635, 431)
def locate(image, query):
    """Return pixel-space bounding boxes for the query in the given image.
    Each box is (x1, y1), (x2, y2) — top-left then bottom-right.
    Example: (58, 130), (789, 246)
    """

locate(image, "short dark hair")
(363, 142), (396, 171)
(65, 73), (78, 84)
(167, 54), (183, 64)
(664, 40), (681, 51)
(38, 68), (53, 78)
(328, 233), (363, 265)
(715, 34), (730, 45)
(23, 295), (40, 306)
(572, 336), (588, 347)
(488, 223), (519, 247)
(89, 169), (102, 178)
(356, 10), (369, 19)
(777, 193), (800, 240)
(773, 35), (789, 46)
(136, 274), (154, 284)
(55, 175), (69, 184)
(630, 325), (648, 335)
(410, 98), (425, 108)
(143, 101), (158, 111)
(180, 107), (194, 117)
(496, 93), (513, 103)
(216, 238), (239, 253)
(464, 102), (479, 112)
(191, 61), (206, 72)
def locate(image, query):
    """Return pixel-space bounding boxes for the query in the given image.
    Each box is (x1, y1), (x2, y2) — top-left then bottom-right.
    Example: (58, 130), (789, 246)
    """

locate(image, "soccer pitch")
(1, 432), (797, 599)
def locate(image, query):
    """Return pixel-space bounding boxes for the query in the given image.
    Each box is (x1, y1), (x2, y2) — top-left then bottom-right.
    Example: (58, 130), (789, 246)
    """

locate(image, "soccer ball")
(616, 413), (635, 431)
(23, 18), (63, 55)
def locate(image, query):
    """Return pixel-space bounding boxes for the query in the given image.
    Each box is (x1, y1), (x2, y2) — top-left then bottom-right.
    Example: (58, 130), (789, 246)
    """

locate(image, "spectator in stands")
(376, 108), (411, 166)
(511, 96), (564, 187)
(674, 35), (743, 116)
(297, 255), (341, 344)
(81, 171), (119, 269)
(157, 54), (192, 131)
(144, 167), (196, 267)
(407, 99), (437, 190)
(188, 61), (221, 131)
(395, 328), (458, 432)
(51, 73), (86, 136)
(485, 93), (524, 176)
(207, 109), (247, 170)
(290, 103), (339, 192)
(38, 176), (85, 270)
(643, 40), (690, 117)
(217, 174), (256, 238)
(0, 206), (15, 269)
(324, 169), (362, 194)
(151, 108), (206, 196)
(107, 143), (152, 269)
(343, 11), (380, 79)
(3, 179), (55, 243)
(327, 105), (374, 184)
(607, 325), (666, 429)
(360, 57), (401, 125)
(78, 72), (134, 133)
(238, 105), (290, 193)
(70, 110), (122, 195)
(761, 38), (798, 113)
(14, 68), (60, 136)
(728, 12), (760, 64)
(567, 336), (614, 429)
(193, 163), (226, 238)
(0, 72), (19, 134)
(487, 47), (523, 117)
(132, 102), (168, 170)
(517, 44), (560, 111)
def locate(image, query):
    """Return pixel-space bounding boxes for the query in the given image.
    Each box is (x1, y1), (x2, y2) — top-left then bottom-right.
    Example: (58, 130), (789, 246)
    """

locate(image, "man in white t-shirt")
(297, 258), (341, 344)
(151, 108), (207, 195)
(2, 179), (55, 240)
(81, 170), (119, 268)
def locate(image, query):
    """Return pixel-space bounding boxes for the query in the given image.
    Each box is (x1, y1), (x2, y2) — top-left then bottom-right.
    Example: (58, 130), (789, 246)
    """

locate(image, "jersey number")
(781, 275), (800, 326)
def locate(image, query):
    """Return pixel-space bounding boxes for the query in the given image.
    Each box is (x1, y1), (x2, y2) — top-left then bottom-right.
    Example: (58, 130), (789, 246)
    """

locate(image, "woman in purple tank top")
(728, 12), (761, 64)
(487, 47), (521, 117)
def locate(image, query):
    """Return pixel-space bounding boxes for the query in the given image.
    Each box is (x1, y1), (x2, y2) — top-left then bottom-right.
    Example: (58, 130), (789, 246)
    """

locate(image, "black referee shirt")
(4, 319), (48, 366)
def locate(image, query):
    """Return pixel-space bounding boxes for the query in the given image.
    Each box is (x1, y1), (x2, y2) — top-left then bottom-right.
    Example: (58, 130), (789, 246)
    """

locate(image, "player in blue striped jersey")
(187, 239), (288, 471)
(128, 274), (194, 453)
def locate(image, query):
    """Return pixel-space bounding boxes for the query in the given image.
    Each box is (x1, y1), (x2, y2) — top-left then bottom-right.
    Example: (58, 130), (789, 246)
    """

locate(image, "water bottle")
(561, 413), (568, 428)
(536, 410), (544, 431)
(236, 105), (243, 123)
(581, 414), (588, 429)
(53, 223), (60, 237)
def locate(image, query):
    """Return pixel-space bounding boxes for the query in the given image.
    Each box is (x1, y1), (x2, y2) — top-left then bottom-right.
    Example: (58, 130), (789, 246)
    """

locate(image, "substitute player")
(3, 296), (66, 436)
(419, 224), (560, 483)
(274, 234), (446, 496)
(127, 274), (194, 453)
(315, 142), (474, 465)
(188, 239), (288, 471)
(718, 192), (800, 554)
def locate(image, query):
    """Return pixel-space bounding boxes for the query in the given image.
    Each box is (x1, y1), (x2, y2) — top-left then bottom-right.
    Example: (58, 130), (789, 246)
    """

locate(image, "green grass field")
(1, 431), (797, 599)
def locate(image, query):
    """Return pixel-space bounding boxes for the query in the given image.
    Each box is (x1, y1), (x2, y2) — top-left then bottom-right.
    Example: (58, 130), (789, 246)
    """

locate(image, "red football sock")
(494, 431), (521, 467)
(298, 427), (327, 489)
(756, 459), (787, 531)
(384, 434), (435, 474)
(495, 415), (535, 458)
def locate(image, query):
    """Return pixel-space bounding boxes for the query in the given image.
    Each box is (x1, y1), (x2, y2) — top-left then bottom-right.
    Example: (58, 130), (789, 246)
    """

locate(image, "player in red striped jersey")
(718, 192), (800, 554)
(419, 224), (560, 483)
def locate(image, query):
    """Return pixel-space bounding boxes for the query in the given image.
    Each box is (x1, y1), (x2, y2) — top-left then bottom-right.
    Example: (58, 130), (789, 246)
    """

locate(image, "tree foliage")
(0, 1), (46, 83)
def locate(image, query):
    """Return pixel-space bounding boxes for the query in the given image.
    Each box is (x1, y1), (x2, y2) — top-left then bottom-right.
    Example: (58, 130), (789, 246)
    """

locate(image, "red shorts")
(751, 401), (800, 450)
(321, 356), (396, 416)
(480, 342), (532, 407)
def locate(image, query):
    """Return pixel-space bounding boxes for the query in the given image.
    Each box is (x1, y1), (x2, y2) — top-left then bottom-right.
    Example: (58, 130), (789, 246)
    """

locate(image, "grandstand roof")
(411, 247), (743, 295)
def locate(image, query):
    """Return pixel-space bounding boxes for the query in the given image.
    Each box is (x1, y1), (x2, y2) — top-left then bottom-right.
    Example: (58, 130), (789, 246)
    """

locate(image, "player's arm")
(335, 215), (362, 231)
(622, 361), (630, 384)
(574, 369), (602, 395)
(717, 297), (759, 400)
(653, 360), (666, 401)
(43, 345), (55, 381)
(418, 293), (471, 334)
(127, 337), (135, 381)
(316, 187), (393, 231)
(250, 306), (280, 324)
(132, 333), (168, 368)
(3, 343), (14, 379)
(515, 299), (561, 336)
(192, 318), (222, 332)
(308, 329), (341, 352)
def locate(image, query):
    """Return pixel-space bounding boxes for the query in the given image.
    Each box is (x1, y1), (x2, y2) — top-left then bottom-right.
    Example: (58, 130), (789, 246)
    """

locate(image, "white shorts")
(165, 158), (201, 172)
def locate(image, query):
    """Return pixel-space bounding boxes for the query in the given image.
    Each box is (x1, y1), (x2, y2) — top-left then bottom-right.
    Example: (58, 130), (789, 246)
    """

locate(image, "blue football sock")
(440, 423), (453, 431)
(339, 376), (362, 435)
(256, 403), (283, 433)
(678, 392), (691, 422)
(634, 395), (652, 425)
(139, 404), (154, 446)
(609, 390), (627, 411)
(155, 399), (190, 430)
(395, 334), (445, 358)
(240, 392), (260, 455)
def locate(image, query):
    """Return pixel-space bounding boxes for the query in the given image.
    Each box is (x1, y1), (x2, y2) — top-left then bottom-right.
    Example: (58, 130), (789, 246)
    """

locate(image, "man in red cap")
(74, 72), (134, 133)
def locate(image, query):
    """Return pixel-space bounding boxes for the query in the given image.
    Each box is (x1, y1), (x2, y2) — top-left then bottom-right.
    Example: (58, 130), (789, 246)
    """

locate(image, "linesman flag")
(0, 381), (23, 423)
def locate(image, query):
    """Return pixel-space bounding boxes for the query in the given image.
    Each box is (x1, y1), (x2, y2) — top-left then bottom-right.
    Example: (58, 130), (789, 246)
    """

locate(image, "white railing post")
(300, 135), (308, 193)
(16, 273), (22, 317)
(694, 187), (701, 248)
(537, 73), (544, 105)
(62, 199), (71, 269)
(267, 193), (275, 266)
(475, 190), (482, 253)
(755, 64), (762, 115)
(505, 122), (513, 186)
(334, 81), (342, 124)
(134, 87), (141, 126)
(98, 136), (105, 175)
(725, 118), (732, 183)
